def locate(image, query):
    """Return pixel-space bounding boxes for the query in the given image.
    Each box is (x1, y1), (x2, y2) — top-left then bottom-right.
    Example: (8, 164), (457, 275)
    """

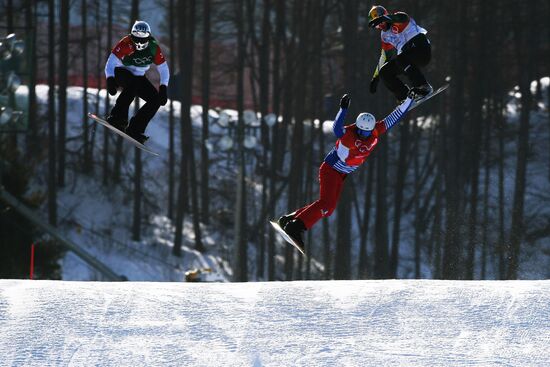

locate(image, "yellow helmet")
(368, 5), (388, 22)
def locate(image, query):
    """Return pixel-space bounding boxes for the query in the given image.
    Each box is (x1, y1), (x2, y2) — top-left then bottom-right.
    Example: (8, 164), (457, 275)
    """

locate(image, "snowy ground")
(1, 279), (549, 366)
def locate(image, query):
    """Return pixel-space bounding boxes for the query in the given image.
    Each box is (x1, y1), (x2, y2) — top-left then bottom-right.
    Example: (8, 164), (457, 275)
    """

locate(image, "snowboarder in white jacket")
(367, 5), (433, 103)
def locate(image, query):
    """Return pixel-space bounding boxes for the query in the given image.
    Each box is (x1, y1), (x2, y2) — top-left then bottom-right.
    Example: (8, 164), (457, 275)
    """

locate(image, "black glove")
(368, 15), (391, 28)
(340, 94), (351, 109)
(369, 76), (379, 94)
(158, 85), (168, 105)
(107, 77), (118, 96)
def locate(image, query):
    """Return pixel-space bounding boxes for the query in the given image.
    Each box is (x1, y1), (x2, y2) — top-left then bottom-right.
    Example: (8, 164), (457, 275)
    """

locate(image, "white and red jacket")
(380, 13), (427, 54)
(324, 98), (413, 174)
(105, 35), (170, 85)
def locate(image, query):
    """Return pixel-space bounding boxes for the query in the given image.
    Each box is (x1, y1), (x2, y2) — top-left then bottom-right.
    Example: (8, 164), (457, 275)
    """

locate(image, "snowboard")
(409, 84), (450, 111)
(87, 113), (159, 157)
(270, 220), (306, 256)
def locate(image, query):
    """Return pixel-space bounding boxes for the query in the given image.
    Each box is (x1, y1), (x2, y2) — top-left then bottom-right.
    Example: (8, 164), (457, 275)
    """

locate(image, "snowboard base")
(409, 84), (450, 111)
(88, 113), (159, 157)
(270, 220), (306, 256)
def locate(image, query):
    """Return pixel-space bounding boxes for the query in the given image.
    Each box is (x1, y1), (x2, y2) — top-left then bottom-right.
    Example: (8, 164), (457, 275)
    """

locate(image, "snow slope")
(1, 280), (549, 366)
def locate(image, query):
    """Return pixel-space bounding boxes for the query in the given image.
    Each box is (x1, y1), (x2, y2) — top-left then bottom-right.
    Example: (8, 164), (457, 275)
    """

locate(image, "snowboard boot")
(277, 212), (296, 229)
(283, 218), (306, 252)
(105, 115), (128, 132)
(125, 126), (149, 144)
(409, 83), (433, 102)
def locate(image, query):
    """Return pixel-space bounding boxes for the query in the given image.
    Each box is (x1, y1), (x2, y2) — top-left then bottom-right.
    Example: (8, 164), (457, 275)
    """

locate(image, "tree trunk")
(481, 99), (491, 279)
(464, 1), (488, 280)
(334, 0), (360, 280)
(358, 159), (374, 279)
(267, 0), (285, 281)
(432, 152), (443, 279)
(81, 0), (90, 171)
(47, 0), (57, 226)
(167, 0), (176, 220)
(413, 124), (421, 278)
(128, 0), (142, 242)
(183, 0), (203, 252)
(102, 0), (113, 186)
(497, 99), (506, 279)
(174, 0), (202, 255)
(507, 7), (533, 279)
(233, 0), (248, 282)
(57, 0), (69, 187)
(90, 0), (101, 163)
(200, 0), (211, 225)
(132, 147), (142, 241)
(256, 0), (271, 280)
(6, 0), (14, 33)
(334, 178), (352, 279)
(25, 0), (38, 158)
(374, 139), (389, 278)
(390, 119), (410, 277)
(442, 1), (467, 279)
(282, 2), (303, 281)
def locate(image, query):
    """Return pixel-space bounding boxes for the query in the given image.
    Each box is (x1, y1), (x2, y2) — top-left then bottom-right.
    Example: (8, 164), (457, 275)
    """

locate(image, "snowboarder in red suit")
(277, 93), (414, 252)
(367, 5), (433, 103)
(104, 21), (170, 144)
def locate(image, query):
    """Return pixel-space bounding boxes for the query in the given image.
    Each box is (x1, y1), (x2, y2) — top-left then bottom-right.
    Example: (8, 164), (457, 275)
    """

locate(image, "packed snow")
(1, 279), (549, 366)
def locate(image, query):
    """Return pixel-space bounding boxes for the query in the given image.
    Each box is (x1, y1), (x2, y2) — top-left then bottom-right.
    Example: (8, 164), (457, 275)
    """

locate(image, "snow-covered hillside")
(12, 77), (550, 281)
(1, 279), (549, 366)
(15, 85), (232, 282)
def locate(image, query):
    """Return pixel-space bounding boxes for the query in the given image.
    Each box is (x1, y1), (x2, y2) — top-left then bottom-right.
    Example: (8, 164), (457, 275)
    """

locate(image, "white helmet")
(355, 112), (376, 131)
(131, 21), (151, 50)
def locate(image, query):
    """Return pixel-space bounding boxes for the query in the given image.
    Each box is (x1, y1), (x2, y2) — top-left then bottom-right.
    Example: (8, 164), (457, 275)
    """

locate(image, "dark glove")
(369, 76), (379, 94)
(107, 77), (118, 96)
(368, 15), (391, 28)
(158, 85), (168, 105)
(340, 94), (351, 109)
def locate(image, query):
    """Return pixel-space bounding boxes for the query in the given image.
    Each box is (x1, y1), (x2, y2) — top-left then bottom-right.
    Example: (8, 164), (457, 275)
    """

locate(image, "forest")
(0, 0), (549, 281)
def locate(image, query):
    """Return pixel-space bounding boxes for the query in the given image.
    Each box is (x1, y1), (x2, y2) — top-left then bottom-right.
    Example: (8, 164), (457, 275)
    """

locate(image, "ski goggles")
(356, 128), (372, 138)
(131, 35), (150, 48)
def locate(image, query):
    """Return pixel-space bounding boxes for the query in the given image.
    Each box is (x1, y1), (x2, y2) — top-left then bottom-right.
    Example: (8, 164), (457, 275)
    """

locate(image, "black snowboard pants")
(109, 67), (161, 134)
(379, 33), (431, 101)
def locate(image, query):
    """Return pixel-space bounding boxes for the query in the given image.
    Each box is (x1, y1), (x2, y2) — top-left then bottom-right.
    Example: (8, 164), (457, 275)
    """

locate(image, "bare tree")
(358, 158), (374, 279)
(132, 146), (142, 241)
(24, 0), (38, 158)
(389, 118), (410, 277)
(442, 1), (467, 280)
(47, 0), (57, 226)
(200, 0), (212, 224)
(129, 0), (143, 242)
(465, 1), (488, 280)
(267, 0), (285, 281)
(174, 0), (203, 256)
(102, 0), (113, 186)
(233, 0), (248, 281)
(167, 0), (176, 220)
(373, 138), (389, 278)
(57, 0), (70, 187)
(507, 4), (533, 279)
(334, 0), (360, 280)
(81, 0), (91, 172)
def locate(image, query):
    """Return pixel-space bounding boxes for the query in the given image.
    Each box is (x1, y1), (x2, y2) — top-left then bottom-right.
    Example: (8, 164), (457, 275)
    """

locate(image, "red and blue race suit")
(294, 98), (413, 229)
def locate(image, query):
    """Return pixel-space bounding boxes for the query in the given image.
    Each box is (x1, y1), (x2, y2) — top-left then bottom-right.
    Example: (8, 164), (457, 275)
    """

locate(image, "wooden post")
(30, 243), (35, 280)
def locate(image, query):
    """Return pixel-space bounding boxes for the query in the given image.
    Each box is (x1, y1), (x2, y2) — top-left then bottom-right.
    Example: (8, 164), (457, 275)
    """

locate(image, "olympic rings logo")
(355, 138), (377, 153)
(133, 56), (153, 65)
